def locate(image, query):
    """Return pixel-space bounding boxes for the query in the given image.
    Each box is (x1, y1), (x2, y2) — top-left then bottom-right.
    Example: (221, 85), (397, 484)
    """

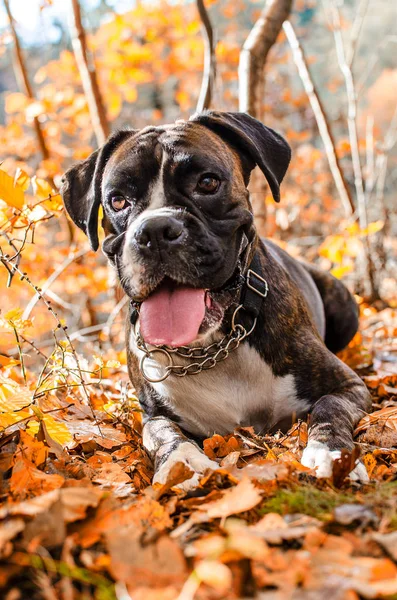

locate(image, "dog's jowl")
(61, 111), (371, 489)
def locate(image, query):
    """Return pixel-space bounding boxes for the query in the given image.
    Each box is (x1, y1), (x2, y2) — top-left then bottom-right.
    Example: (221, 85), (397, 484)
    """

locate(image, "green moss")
(259, 481), (397, 523)
(260, 486), (355, 520)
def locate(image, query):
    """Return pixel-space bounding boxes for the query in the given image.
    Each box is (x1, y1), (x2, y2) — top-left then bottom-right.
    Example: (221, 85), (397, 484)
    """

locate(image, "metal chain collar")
(134, 304), (257, 383)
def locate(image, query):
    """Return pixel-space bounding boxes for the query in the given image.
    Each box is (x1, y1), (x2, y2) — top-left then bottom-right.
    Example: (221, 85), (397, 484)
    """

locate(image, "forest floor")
(0, 297), (397, 600)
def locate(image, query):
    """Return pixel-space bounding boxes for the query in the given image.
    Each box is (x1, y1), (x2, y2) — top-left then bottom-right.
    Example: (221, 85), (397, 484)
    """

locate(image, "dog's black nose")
(135, 216), (185, 249)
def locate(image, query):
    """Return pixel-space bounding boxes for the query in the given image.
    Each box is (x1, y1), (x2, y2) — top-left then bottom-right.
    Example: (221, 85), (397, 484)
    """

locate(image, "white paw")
(301, 441), (369, 482)
(153, 442), (218, 491)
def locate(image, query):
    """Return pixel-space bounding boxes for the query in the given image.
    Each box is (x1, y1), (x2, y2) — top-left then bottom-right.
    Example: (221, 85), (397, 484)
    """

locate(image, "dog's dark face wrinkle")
(101, 122), (253, 299)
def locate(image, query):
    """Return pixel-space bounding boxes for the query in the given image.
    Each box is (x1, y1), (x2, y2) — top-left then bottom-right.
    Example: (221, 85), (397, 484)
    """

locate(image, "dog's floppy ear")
(61, 129), (135, 250)
(190, 111), (291, 202)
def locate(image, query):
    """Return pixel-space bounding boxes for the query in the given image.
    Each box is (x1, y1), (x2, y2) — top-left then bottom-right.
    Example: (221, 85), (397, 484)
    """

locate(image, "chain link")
(135, 305), (257, 383)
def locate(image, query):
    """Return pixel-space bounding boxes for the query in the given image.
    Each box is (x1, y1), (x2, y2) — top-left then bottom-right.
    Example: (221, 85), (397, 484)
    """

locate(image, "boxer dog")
(61, 111), (371, 489)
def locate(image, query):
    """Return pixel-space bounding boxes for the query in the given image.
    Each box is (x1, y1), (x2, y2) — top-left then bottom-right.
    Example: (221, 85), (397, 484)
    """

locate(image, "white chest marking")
(131, 331), (309, 437)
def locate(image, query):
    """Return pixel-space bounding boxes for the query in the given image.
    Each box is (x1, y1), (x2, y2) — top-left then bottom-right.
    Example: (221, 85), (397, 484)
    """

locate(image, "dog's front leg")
(143, 416), (218, 491)
(301, 376), (371, 482)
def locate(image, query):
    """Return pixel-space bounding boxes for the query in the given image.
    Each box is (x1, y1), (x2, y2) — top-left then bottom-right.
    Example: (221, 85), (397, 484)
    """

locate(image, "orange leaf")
(0, 168), (25, 209)
(9, 457), (64, 501)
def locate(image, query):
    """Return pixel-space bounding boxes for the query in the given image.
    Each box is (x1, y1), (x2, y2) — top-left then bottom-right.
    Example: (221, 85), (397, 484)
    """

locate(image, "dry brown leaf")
(332, 447), (361, 487)
(0, 519), (25, 554)
(9, 457), (64, 501)
(106, 526), (186, 588)
(372, 532), (397, 562)
(199, 477), (262, 519)
(203, 434), (241, 460)
(153, 461), (194, 498)
(355, 406), (397, 435)
(172, 477), (262, 538)
(195, 560), (232, 592)
(0, 486), (102, 524)
(92, 462), (131, 486)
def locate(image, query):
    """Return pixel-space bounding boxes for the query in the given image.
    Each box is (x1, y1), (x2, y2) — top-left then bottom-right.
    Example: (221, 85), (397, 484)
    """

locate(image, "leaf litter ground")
(0, 303), (397, 600)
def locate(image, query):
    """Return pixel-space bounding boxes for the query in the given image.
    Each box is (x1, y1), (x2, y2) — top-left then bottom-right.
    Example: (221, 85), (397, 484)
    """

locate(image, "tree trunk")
(70, 0), (110, 146)
(239, 0), (293, 118)
(196, 0), (216, 112)
(4, 0), (50, 161)
(239, 0), (293, 236)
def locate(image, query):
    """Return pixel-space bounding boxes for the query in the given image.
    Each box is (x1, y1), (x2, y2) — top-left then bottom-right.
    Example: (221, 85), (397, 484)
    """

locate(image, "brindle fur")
(61, 111), (371, 485)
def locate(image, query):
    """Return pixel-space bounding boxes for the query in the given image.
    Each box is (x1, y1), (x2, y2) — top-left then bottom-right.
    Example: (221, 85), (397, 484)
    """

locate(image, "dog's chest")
(130, 333), (308, 437)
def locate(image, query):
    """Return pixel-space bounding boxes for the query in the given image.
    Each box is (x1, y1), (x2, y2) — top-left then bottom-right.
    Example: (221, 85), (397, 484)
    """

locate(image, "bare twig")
(11, 324), (26, 383)
(283, 21), (355, 216)
(70, 0), (110, 145)
(3, 0), (50, 161)
(327, 0), (366, 227)
(365, 115), (375, 195)
(0, 254), (102, 433)
(22, 247), (90, 320)
(326, 0), (380, 299)
(196, 0), (216, 112)
(69, 294), (128, 342)
(103, 294), (128, 339)
(346, 0), (369, 68)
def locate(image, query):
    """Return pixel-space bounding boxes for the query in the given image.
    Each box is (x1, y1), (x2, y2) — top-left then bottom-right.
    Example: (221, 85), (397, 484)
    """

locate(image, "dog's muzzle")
(102, 227), (269, 382)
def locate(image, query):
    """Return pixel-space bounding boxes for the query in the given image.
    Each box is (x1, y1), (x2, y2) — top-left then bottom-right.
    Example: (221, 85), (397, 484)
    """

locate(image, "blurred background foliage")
(0, 0), (396, 354)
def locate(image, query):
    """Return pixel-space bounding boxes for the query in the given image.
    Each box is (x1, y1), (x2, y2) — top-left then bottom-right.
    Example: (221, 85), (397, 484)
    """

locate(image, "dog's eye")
(110, 195), (128, 211)
(196, 175), (220, 194)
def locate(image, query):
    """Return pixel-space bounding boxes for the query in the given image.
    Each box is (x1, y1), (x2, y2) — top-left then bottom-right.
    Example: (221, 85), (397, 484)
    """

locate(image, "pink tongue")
(140, 285), (206, 347)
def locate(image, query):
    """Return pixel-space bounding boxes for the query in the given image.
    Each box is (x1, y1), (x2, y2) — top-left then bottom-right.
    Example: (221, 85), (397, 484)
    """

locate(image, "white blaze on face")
(120, 154), (180, 293)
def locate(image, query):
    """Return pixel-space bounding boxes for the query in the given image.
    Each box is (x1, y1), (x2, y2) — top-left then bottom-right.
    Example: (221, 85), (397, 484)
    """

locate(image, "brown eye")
(110, 195), (128, 211)
(197, 175), (220, 194)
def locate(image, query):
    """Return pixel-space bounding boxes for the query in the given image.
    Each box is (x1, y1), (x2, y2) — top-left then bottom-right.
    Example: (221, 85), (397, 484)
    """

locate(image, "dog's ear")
(61, 149), (100, 249)
(61, 130), (135, 250)
(190, 111), (291, 202)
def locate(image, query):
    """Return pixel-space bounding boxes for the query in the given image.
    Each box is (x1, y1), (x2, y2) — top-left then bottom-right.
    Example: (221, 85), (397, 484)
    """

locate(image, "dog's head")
(61, 111), (290, 347)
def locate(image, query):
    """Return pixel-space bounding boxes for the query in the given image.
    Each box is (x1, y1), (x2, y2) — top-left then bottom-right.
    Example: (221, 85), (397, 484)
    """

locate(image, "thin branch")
(328, 0), (366, 228)
(69, 295), (128, 342)
(283, 21), (355, 216)
(70, 0), (110, 145)
(365, 115), (375, 195)
(196, 0), (216, 112)
(0, 253), (102, 433)
(3, 0), (50, 160)
(239, 0), (292, 118)
(22, 247), (90, 320)
(326, 0), (380, 300)
(346, 0), (369, 68)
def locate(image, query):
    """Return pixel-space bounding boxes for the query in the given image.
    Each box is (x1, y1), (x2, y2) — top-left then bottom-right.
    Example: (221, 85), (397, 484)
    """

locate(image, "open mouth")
(139, 277), (225, 348)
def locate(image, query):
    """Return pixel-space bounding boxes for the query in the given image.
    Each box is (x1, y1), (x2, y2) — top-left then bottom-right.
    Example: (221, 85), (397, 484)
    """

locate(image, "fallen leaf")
(172, 478), (262, 538)
(355, 406), (397, 434)
(0, 377), (32, 412)
(372, 532), (397, 562)
(203, 434), (240, 459)
(332, 447), (361, 487)
(106, 527), (186, 588)
(332, 504), (378, 527)
(0, 519), (25, 554)
(92, 462), (131, 486)
(195, 560), (232, 592)
(199, 477), (262, 519)
(9, 457), (64, 501)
